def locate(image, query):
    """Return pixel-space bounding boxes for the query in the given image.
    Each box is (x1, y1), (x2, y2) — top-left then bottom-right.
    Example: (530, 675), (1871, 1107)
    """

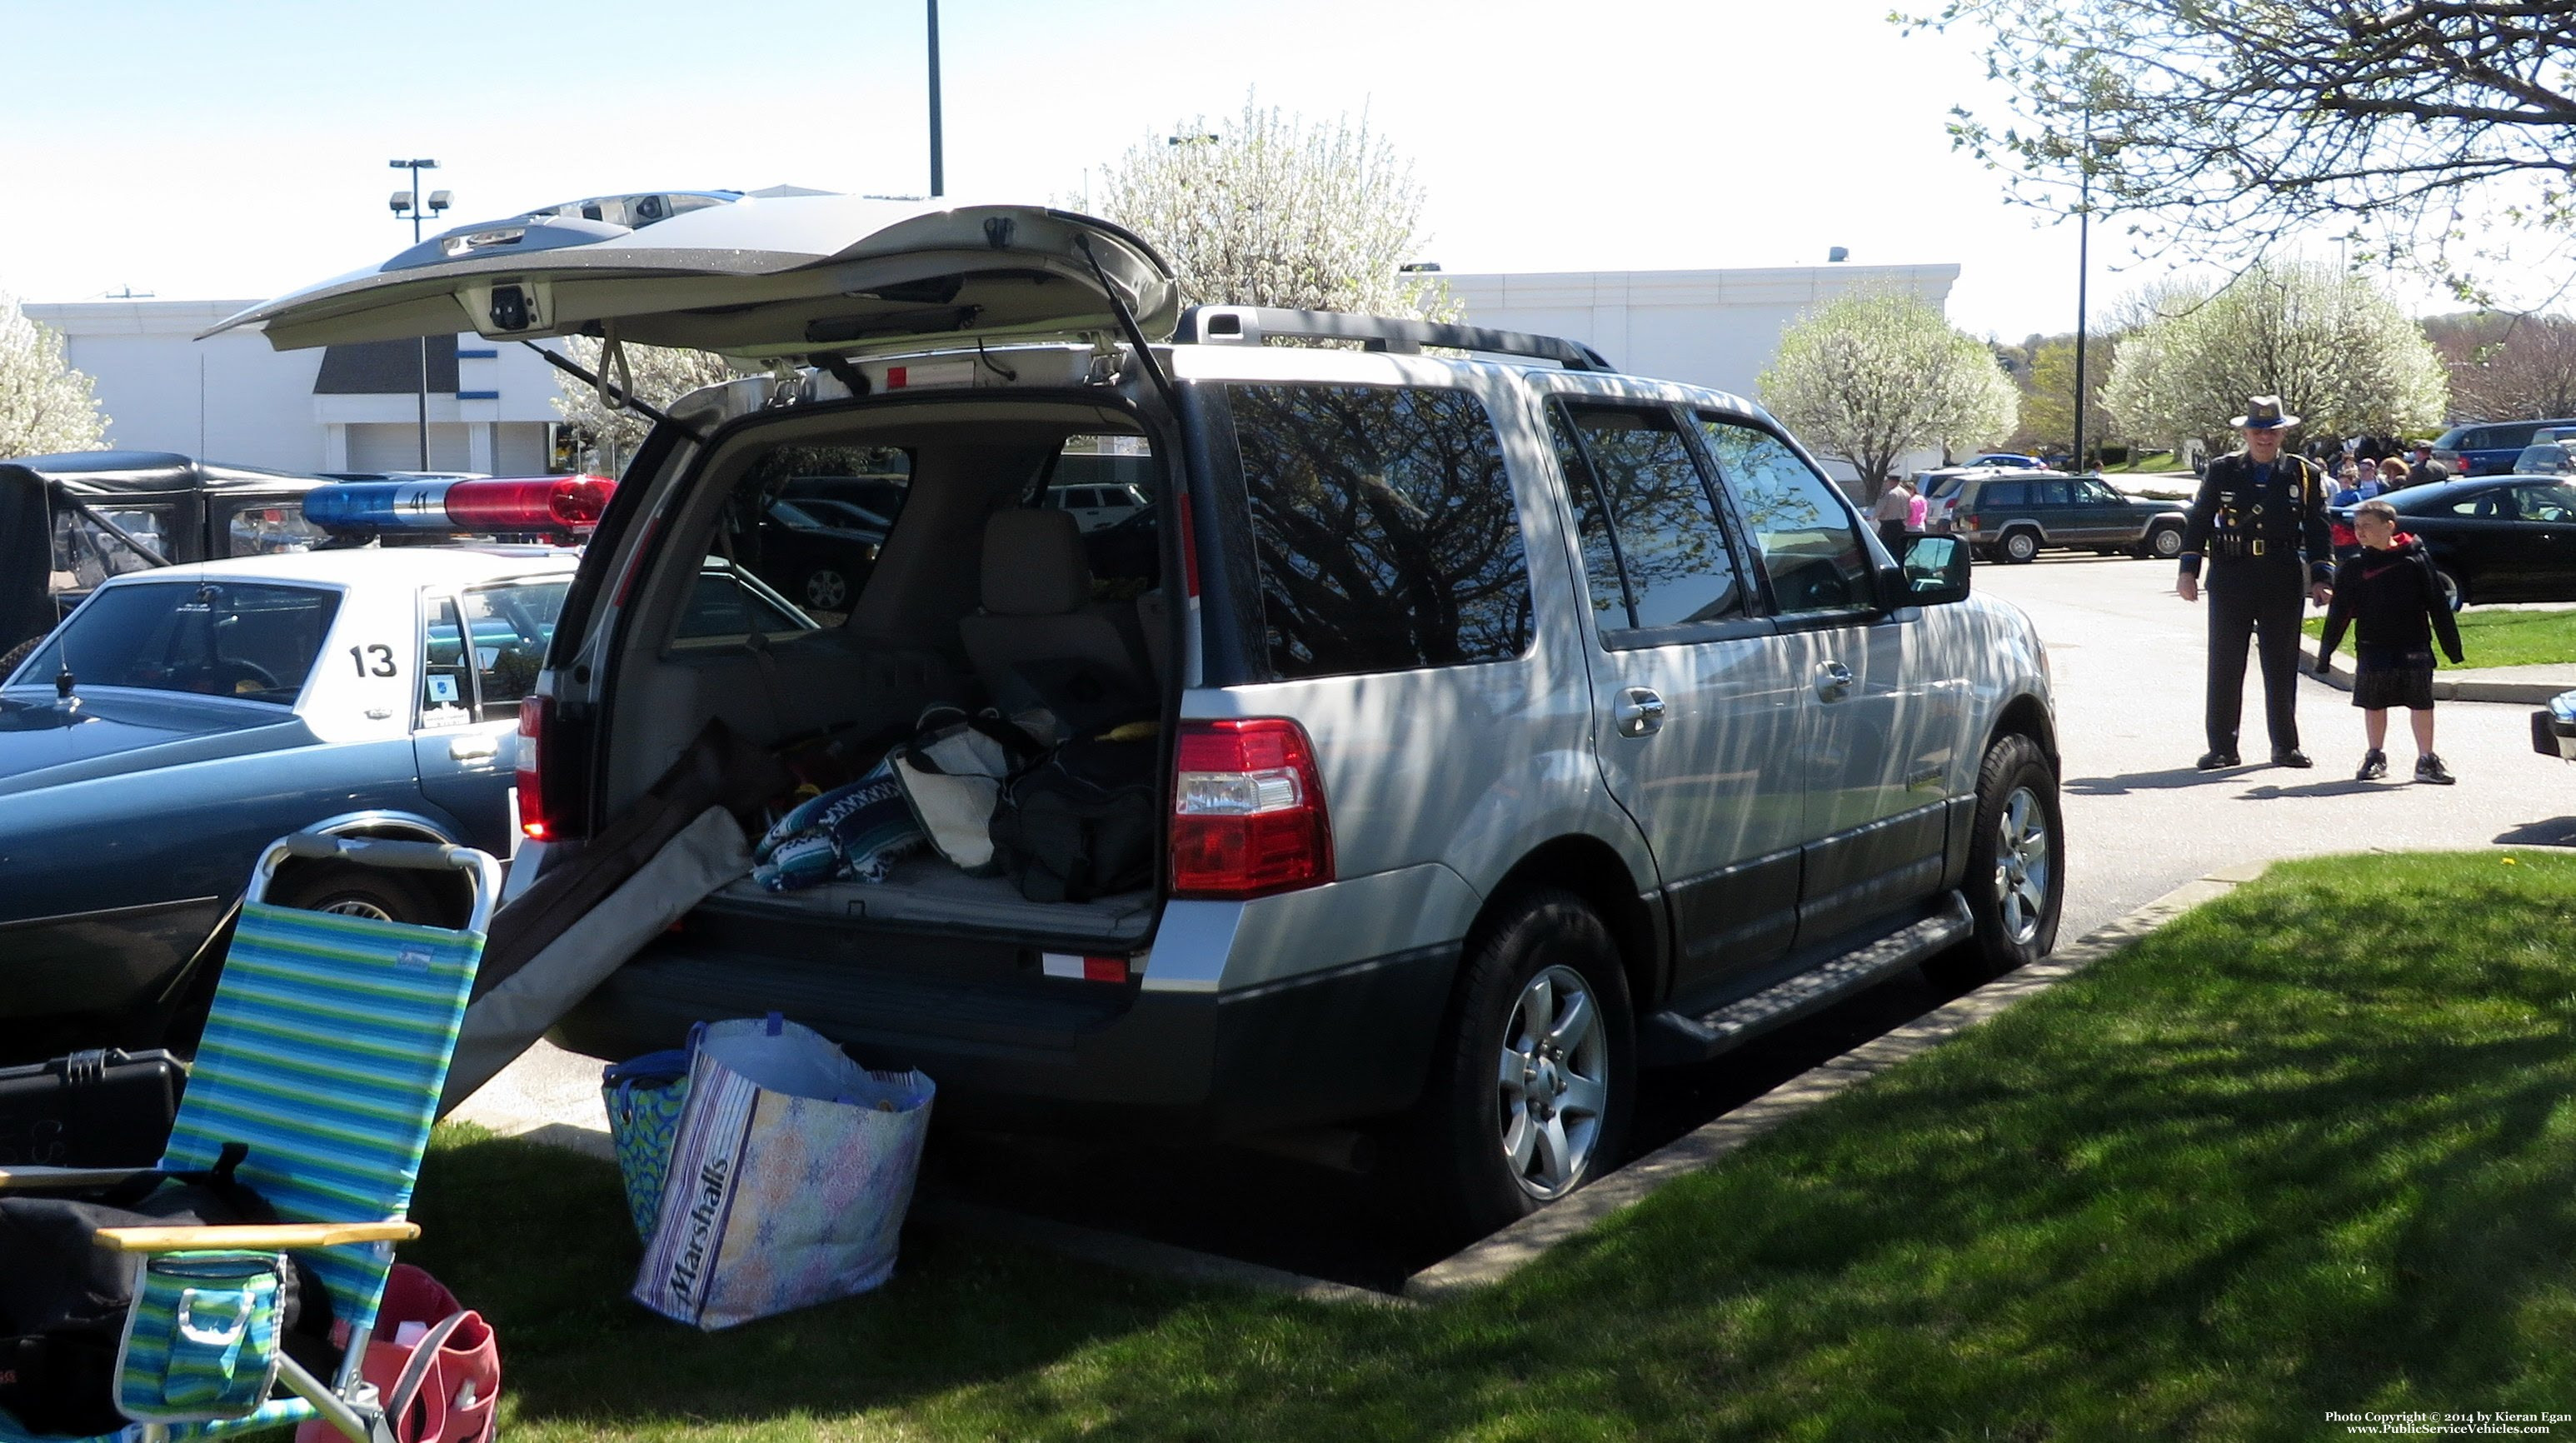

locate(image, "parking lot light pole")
(926, 0), (942, 197)
(388, 159), (447, 470)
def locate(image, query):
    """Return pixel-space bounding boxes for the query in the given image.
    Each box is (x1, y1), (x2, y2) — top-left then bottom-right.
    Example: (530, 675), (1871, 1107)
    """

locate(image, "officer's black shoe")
(2357, 749), (2388, 781)
(2196, 750), (2240, 770)
(2273, 749), (2314, 769)
(2415, 753), (2457, 785)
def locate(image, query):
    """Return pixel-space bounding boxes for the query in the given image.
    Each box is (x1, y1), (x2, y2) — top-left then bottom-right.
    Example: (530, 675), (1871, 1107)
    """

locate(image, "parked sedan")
(0, 546), (813, 1058)
(2353, 476), (2576, 608)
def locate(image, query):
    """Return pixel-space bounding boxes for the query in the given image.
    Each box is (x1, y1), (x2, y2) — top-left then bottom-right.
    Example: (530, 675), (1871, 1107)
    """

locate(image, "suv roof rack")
(1173, 306), (1615, 372)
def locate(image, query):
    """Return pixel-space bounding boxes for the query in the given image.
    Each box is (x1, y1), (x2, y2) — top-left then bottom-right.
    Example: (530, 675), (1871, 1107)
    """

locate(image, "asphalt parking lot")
(457, 549), (2576, 1290)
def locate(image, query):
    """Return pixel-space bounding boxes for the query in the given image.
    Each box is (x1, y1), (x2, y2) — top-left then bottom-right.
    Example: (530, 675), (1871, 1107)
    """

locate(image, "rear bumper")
(553, 936), (1459, 1139)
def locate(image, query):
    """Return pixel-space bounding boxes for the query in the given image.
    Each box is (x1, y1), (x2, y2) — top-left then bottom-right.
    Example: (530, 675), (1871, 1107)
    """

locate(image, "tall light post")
(926, 1), (943, 197)
(388, 159), (450, 470)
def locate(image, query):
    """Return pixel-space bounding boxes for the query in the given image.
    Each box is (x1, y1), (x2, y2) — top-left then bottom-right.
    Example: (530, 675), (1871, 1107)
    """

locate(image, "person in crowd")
(1872, 477), (1913, 552)
(1905, 477), (1929, 537)
(2178, 397), (2334, 770)
(2407, 441), (2449, 488)
(2314, 498), (2464, 784)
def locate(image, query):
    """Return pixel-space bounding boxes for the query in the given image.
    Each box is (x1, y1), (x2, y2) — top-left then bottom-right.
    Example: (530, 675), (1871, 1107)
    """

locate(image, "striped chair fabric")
(0, 900), (483, 1443)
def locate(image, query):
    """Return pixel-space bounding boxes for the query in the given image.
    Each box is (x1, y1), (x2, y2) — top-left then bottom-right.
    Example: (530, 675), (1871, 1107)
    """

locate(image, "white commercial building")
(25, 299), (568, 476)
(26, 261), (1960, 481)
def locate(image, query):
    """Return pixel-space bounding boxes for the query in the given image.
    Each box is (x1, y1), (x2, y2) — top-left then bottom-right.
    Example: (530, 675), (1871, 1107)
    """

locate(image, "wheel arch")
(262, 809), (472, 921)
(1471, 835), (1668, 1014)
(1987, 689), (2061, 774)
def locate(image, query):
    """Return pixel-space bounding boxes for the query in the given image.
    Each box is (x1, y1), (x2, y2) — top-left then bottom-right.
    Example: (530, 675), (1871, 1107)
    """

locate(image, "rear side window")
(1980, 480), (2029, 507)
(1550, 402), (1745, 633)
(1229, 383), (1534, 679)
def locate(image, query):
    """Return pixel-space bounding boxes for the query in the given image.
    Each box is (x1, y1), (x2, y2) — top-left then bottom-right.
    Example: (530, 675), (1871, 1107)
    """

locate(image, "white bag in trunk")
(888, 707), (1043, 875)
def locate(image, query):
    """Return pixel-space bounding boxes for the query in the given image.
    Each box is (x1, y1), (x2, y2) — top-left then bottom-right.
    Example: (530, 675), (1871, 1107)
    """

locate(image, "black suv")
(1935, 469), (2188, 564)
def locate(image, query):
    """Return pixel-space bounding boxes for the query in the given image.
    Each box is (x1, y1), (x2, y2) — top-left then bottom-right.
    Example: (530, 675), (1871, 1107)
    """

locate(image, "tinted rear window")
(1229, 383), (1534, 679)
(1979, 481), (2029, 507)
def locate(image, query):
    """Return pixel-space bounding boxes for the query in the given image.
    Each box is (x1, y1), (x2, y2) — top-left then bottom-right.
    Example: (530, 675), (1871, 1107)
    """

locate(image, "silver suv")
(222, 194), (2064, 1234)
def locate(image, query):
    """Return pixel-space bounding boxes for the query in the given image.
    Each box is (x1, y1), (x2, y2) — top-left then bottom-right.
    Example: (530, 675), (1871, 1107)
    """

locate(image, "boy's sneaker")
(2356, 749), (2388, 781)
(2414, 753), (2456, 785)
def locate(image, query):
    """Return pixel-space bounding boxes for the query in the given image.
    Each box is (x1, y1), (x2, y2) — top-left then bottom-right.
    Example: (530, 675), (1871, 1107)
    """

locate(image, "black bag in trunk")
(0, 1145), (332, 1436)
(0, 1049), (187, 1170)
(987, 729), (1160, 903)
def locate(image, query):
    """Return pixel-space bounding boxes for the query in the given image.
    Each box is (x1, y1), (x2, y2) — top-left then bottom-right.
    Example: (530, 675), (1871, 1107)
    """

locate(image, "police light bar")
(305, 475), (615, 535)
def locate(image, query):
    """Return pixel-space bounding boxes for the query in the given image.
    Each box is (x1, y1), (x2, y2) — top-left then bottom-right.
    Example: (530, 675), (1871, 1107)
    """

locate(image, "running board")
(1643, 891), (1974, 1065)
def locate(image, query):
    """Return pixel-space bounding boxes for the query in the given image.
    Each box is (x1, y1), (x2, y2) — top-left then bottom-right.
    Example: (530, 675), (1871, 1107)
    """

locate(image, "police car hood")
(203, 193), (1179, 364)
(0, 690), (313, 795)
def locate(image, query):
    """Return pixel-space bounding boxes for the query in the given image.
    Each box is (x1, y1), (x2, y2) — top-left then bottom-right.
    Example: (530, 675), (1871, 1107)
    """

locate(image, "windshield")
(16, 580), (340, 704)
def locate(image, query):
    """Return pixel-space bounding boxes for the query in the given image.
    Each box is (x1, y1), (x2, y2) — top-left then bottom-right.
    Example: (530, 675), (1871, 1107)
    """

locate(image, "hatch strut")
(518, 342), (706, 443)
(1075, 237), (1181, 414)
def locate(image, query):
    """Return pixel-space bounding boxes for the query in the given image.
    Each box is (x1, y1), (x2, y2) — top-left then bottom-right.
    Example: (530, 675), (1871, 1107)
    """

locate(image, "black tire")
(1934, 733), (2064, 986)
(2146, 524), (2185, 561)
(0, 634), (42, 680)
(801, 565), (852, 612)
(2434, 564), (2466, 612)
(2000, 529), (2041, 564)
(266, 862), (448, 927)
(1405, 890), (1635, 1241)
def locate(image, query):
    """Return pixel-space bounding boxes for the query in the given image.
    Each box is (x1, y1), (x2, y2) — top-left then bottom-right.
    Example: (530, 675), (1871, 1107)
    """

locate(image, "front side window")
(22, 581), (339, 704)
(1550, 401), (1745, 633)
(1698, 418), (1875, 614)
(2510, 482), (2576, 522)
(1231, 383), (1534, 679)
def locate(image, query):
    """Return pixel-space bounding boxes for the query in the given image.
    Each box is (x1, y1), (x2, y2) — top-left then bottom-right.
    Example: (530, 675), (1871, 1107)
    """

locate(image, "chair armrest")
(0, 1165), (160, 1191)
(91, 1221), (421, 1253)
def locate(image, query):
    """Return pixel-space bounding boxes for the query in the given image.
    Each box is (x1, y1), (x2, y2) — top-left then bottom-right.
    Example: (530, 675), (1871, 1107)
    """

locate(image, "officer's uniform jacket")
(2179, 449), (2334, 585)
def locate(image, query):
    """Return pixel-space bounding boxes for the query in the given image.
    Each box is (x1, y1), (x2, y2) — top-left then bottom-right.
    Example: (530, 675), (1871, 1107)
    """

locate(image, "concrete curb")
(1396, 870), (2248, 1302)
(2300, 641), (2571, 704)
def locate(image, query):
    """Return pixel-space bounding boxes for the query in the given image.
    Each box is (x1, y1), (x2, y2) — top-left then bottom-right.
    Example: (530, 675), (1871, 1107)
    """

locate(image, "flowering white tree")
(547, 336), (737, 476)
(0, 292), (108, 457)
(2102, 263), (2449, 452)
(1089, 96), (1450, 318)
(1758, 291), (2018, 497)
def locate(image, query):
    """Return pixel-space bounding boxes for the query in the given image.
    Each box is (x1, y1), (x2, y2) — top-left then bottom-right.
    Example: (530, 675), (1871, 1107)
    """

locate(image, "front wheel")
(1405, 891), (1635, 1240)
(1934, 734), (2064, 986)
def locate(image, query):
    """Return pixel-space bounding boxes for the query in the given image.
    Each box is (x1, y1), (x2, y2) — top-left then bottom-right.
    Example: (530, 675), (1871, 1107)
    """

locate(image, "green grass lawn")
(2099, 451), (2183, 474)
(406, 852), (2576, 1441)
(2304, 606), (2576, 668)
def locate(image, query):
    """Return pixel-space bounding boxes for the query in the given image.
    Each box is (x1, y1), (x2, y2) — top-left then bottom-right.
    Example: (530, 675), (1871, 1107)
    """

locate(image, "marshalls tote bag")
(632, 1016), (935, 1330)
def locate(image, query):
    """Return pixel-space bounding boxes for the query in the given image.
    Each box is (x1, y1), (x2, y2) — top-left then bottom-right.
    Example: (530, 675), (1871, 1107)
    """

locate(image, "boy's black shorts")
(2353, 647), (2436, 711)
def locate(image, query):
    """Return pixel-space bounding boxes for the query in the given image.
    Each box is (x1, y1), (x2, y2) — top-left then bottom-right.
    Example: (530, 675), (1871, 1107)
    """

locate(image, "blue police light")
(302, 479), (458, 531)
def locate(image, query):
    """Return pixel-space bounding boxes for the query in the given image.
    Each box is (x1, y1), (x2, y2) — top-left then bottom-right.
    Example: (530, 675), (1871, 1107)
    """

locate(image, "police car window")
(1551, 402), (1744, 632)
(461, 580), (567, 717)
(420, 597), (473, 727)
(1231, 383), (1534, 677)
(23, 581), (339, 705)
(1697, 418), (1875, 614)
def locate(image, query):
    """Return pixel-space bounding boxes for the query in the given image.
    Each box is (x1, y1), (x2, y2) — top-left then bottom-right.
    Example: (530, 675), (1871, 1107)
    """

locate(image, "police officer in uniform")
(2177, 397), (2334, 769)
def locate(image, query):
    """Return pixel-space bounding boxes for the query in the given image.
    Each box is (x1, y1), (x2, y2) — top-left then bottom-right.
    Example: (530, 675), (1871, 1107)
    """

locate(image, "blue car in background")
(2430, 417), (2576, 478)
(0, 543), (816, 1060)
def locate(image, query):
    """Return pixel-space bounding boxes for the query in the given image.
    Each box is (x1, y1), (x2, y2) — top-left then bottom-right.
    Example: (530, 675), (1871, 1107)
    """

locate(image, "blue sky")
(0, 0), (2169, 338)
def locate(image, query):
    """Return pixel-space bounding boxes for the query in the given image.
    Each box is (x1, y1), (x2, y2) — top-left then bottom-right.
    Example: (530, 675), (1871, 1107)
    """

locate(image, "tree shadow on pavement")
(2064, 766), (2250, 796)
(2238, 778), (2393, 801)
(2494, 816), (2576, 846)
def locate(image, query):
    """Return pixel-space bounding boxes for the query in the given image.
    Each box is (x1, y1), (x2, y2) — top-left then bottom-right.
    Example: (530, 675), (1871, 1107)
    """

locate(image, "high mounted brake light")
(303, 476), (614, 537)
(1171, 718), (1332, 899)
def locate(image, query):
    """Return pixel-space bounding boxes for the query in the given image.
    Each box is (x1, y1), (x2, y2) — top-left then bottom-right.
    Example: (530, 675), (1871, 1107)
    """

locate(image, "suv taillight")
(1961, 514), (1980, 532)
(516, 696), (550, 841)
(1171, 718), (1332, 899)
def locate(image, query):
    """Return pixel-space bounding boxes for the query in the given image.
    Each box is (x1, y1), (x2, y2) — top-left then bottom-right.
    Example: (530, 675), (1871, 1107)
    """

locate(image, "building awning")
(313, 335), (458, 395)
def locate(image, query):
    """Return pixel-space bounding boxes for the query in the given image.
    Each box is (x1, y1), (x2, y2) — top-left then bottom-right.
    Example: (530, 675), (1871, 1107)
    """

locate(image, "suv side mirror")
(1883, 533), (1972, 608)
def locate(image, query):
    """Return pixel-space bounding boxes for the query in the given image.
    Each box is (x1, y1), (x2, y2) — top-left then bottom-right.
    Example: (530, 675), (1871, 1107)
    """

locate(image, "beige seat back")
(959, 509), (1151, 724)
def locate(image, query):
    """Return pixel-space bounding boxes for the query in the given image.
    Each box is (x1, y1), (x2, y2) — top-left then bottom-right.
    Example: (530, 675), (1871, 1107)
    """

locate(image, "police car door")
(410, 589), (518, 855)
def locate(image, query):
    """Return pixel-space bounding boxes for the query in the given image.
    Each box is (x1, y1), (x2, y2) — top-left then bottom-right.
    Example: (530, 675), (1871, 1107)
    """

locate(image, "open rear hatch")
(204, 193), (1179, 362)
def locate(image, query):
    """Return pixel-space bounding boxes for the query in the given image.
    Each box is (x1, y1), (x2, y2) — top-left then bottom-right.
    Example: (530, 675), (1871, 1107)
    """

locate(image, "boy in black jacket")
(2313, 500), (2466, 782)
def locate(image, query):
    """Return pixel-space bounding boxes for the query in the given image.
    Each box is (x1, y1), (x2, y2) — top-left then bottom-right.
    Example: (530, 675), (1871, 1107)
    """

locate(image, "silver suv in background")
(220, 194), (2065, 1236)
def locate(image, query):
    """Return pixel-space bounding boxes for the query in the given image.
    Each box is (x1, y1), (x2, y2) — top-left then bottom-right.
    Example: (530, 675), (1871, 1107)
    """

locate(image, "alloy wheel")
(806, 568), (851, 611)
(317, 897), (395, 922)
(1495, 964), (1611, 1200)
(1993, 785), (2051, 946)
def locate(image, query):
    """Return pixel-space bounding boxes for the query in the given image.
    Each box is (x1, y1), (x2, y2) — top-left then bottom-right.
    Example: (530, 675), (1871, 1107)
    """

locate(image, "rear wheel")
(1406, 890), (1635, 1240)
(2434, 564), (2466, 612)
(266, 862), (448, 927)
(0, 634), (42, 679)
(801, 565), (852, 612)
(2146, 525), (2184, 560)
(2000, 529), (2041, 564)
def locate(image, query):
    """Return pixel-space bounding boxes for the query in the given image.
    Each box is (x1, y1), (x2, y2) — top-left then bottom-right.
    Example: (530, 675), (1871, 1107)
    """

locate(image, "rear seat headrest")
(981, 508), (1094, 617)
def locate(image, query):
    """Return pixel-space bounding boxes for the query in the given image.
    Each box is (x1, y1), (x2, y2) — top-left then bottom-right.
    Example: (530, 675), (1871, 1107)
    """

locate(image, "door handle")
(448, 735), (501, 761)
(1614, 687), (1666, 737)
(1815, 661), (1855, 699)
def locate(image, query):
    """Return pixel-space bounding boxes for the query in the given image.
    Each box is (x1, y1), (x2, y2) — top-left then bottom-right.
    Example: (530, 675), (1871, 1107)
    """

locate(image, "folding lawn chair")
(0, 832), (500, 1443)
